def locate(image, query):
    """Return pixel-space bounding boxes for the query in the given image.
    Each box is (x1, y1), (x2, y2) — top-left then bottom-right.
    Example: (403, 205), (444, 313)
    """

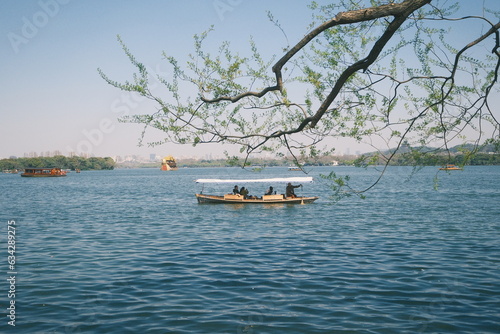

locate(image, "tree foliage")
(99, 0), (500, 195)
(0, 156), (115, 171)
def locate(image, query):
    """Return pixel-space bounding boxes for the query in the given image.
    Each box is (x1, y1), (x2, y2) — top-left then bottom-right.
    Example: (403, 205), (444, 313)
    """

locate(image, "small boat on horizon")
(3, 169), (18, 174)
(439, 164), (463, 171)
(21, 168), (67, 177)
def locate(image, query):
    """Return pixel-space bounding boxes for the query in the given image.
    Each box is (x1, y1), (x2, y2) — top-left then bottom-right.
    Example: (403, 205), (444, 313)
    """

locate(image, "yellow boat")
(160, 156), (178, 171)
(439, 164), (463, 171)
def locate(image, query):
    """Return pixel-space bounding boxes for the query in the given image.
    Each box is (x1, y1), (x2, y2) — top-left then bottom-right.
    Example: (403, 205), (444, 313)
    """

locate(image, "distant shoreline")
(2, 150), (500, 171)
(0, 156), (115, 171)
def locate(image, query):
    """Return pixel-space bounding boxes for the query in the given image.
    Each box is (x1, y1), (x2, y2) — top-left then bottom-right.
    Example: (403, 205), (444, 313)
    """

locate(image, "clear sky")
(1, 0), (498, 160)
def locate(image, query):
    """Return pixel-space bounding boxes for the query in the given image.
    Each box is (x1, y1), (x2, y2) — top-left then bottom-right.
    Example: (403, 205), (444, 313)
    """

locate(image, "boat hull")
(196, 194), (319, 204)
(21, 174), (66, 177)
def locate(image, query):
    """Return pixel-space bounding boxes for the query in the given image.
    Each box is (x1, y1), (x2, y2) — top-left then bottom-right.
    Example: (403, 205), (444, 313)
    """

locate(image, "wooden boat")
(195, 177), (319, 204)
(21, 168), (67, 177)
(196, 193), (319, 204)
(439, 164), (463, 171)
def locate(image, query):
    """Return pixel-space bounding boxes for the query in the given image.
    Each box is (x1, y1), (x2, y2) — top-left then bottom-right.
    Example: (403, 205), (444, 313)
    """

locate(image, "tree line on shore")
(0, 156), (115, 171)
(117, 152), (500, 169)
(383, 152), (500, 167)
(2, 150), (498, 171)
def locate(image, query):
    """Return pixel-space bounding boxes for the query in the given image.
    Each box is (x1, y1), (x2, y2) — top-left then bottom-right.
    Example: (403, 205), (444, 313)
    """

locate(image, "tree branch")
(201, 0), (431, 104)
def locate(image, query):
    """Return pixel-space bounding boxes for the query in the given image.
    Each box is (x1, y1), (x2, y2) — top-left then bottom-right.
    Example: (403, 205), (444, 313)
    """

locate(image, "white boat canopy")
(195, 177), (313, 184)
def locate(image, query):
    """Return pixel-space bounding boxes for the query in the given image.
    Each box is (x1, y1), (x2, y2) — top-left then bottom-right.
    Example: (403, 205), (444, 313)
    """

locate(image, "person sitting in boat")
(265, 186), (274, 195)
(286, 183), (302, 198)
(233, 185), (240, 194)
(240, 187), (249, 199)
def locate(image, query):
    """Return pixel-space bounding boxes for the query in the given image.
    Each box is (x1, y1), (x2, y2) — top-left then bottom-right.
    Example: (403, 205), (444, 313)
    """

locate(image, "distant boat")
(288, 166), (302, 171)
(21, 168), (67, 177)
(3, 169), (18, 174)
(195, 177), (319, 204)
(439, 164), (463, 171)
(160, 156), (178, 171)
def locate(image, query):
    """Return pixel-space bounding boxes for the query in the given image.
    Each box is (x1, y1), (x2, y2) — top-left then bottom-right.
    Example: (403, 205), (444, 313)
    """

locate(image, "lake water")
(1, 166), (499, 333)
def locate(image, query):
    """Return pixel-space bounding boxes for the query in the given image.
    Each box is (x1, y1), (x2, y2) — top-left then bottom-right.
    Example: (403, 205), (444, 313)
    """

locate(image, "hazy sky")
(1, 0), (498, 159)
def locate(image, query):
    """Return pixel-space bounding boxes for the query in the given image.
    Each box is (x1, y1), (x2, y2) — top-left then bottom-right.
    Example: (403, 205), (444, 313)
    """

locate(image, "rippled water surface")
(1, 166), (499, 333)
